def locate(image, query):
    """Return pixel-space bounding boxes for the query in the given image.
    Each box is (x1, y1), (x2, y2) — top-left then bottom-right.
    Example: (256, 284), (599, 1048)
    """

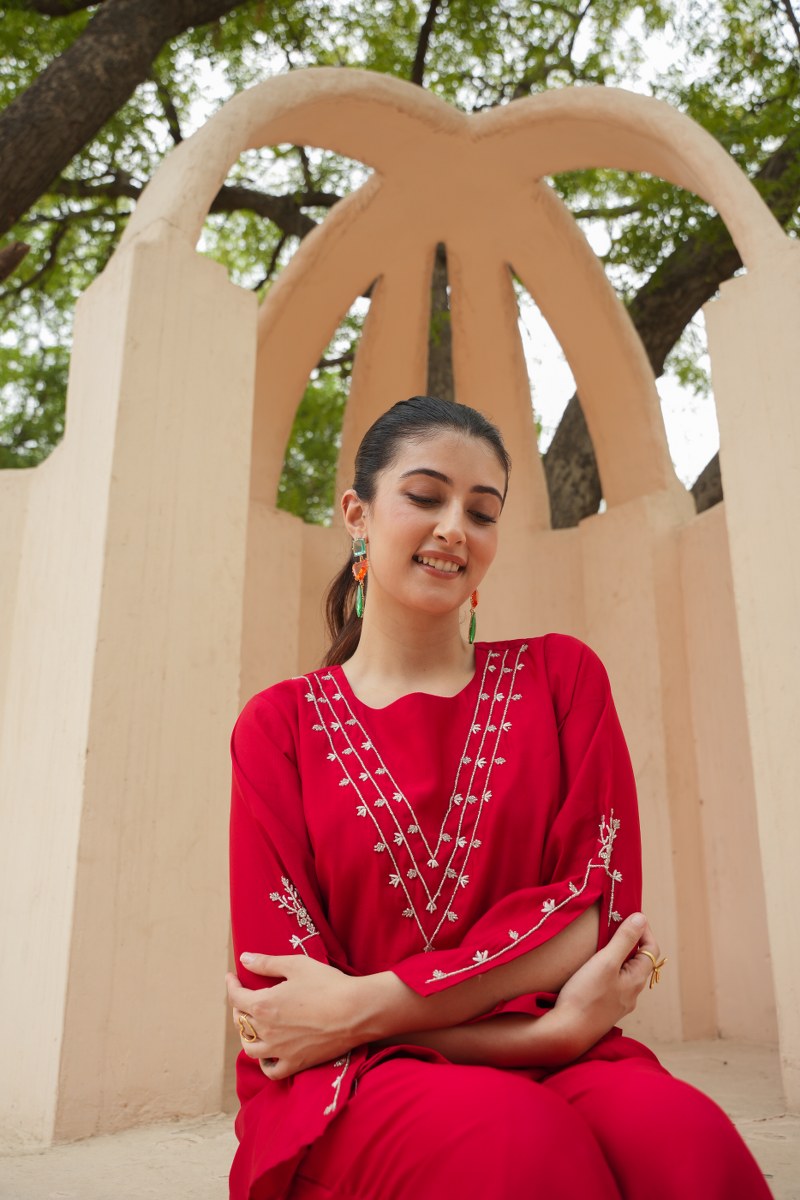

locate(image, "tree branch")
(0, 241), (31, 285)
(3, 221), (70, 297)
(18, 0), (103, 14)
(410, 0), (442, 87)
(250, 231), (288, 292)
(152, 76), (183, 144)
(511, 0), (594, 99)
(317, 348), (356, 370)
(50, 175), (341, 238)
(295, 145), (314, 194)
(778, 0), (800, 52)
(572, 201), (642, 221)
(0, 0), (255, 240)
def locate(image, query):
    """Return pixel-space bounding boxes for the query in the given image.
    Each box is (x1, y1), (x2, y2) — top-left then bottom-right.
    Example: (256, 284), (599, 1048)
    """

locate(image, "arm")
(227, 903), (598, 1075)
(353, 902), (601, 1039)
(372, 912), (661, 1066)
(229, 911), (661, 1076)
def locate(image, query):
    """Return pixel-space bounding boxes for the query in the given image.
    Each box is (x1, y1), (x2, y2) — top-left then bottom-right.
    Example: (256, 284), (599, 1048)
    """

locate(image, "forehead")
(385, 430), (506, 483)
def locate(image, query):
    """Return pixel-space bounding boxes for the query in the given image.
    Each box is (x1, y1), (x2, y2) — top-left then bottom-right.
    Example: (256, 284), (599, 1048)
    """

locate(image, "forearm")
(372, 1010), (591, 1070)
(353, 904), (600, 1043)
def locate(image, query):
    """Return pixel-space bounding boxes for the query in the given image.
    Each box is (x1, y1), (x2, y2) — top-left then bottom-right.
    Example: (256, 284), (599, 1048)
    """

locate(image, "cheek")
(375, 505), (426, 547)
(475, 529), (499, 566)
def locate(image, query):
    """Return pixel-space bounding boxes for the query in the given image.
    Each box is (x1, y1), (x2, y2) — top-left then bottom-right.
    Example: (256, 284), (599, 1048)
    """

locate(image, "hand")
(550, 913), (662, 1060)
(226, 953), (361, 1080)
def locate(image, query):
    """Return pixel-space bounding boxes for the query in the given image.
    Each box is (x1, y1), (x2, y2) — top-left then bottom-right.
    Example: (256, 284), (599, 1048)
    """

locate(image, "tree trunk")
(691, 452), (722, 513)
(0, 0), (252, 240)
(427, 244), (455, 403)
(543, 392), (602, 528)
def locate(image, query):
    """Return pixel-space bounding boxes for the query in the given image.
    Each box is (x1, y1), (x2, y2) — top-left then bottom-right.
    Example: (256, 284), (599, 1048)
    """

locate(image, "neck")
(342, 597), (474, 700)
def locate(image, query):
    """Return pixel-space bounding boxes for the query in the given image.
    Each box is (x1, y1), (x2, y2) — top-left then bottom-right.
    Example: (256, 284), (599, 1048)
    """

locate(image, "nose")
(433, 501), (466, 546)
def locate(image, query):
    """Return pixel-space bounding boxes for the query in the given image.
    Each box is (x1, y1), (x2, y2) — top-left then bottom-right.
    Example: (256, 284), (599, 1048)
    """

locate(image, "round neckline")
(332, 643), (489, 713)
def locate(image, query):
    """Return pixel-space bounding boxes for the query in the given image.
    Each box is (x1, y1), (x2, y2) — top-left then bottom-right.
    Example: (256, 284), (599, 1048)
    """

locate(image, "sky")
(518, 296), (717, 489)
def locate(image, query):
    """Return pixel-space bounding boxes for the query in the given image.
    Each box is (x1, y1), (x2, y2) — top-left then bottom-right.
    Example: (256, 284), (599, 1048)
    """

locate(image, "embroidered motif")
(323, 1052), (351, 1116)
(598, 810), (623, 924)
(268, 876), (320, 956)
(423, 807), (624, 984)
(303, 644), (528, 951)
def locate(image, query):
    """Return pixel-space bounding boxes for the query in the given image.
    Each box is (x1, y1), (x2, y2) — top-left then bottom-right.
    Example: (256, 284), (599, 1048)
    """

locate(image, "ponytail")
(322, 558), (365, 666)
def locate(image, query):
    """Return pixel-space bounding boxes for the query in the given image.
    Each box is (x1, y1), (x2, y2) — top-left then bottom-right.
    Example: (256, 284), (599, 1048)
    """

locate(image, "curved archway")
(2, 70), (798, 1149)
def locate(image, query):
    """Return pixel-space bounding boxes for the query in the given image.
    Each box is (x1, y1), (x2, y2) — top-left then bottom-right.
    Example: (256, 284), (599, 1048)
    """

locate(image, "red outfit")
(229, 635), (772, 1199)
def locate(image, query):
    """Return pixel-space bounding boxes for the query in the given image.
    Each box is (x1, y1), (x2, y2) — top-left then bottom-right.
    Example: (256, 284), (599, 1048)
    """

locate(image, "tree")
(1, 0), (799, 524)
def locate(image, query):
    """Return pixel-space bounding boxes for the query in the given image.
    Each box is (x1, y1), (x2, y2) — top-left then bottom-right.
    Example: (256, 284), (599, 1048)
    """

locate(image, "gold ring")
(639, 949), (668, 988)
(238, 1013), (258, 1043)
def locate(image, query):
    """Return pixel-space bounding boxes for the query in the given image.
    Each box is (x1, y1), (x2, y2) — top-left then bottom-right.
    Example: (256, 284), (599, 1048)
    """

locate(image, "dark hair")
(323, 395), (511, 666)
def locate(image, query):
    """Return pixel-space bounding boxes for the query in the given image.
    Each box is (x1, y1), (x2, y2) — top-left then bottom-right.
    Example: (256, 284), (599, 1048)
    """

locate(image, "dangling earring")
(352, 537), (368, 619)
(468, 589), (479, 644)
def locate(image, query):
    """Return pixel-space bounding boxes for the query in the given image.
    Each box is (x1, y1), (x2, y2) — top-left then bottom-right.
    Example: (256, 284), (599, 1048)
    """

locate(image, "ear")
(341, 488), (368, 540)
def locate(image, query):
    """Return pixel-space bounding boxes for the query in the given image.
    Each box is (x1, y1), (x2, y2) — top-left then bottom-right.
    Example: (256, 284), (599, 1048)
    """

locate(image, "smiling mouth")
(413, 555), (465, 575)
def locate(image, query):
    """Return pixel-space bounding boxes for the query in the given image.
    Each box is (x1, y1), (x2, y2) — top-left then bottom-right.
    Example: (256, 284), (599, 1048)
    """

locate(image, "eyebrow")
(399, 468), (505, 505)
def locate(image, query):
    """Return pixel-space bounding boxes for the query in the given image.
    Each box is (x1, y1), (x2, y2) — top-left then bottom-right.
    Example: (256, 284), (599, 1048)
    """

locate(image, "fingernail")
(240, 952), (255, 965)
(630, 913), (646, 929)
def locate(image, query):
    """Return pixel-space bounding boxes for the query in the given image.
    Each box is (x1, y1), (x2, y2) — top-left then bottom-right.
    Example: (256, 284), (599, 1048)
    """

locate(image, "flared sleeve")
(391, 637), (642, 996)
(228, 690), (366, 1200)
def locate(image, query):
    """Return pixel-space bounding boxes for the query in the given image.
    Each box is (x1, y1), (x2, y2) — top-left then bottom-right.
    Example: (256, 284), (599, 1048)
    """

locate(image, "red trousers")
(289, 1053), (772, 1199)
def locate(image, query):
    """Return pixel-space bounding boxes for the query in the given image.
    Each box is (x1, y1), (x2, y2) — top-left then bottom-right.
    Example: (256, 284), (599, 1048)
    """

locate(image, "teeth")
(416, 556), (461, 573)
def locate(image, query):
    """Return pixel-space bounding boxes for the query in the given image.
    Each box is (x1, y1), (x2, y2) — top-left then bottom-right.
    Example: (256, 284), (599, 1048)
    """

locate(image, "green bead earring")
(352, 537), (368, 619)
(468, 589), (479, 644)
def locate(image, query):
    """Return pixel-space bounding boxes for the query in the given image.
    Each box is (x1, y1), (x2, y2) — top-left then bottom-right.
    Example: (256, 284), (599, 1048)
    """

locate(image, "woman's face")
(346, 430), (506, 622)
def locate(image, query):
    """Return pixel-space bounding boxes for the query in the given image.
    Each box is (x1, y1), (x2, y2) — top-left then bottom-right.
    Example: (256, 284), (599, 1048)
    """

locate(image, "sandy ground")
(1, 1040), (797, 1199)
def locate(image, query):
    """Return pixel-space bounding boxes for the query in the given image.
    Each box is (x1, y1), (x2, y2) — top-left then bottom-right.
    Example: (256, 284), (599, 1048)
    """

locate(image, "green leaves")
(1, 0), (799, 519)
(276, 299), (365, 524)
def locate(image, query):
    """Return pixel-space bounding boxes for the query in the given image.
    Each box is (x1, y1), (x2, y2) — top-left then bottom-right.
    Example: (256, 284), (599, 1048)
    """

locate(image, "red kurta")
(229, 633), (774, 1199)
(229, 634), (651, 1197)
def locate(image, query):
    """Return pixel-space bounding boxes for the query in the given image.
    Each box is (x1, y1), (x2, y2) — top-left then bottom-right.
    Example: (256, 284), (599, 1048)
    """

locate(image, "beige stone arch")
(1, 69), (798, 1152)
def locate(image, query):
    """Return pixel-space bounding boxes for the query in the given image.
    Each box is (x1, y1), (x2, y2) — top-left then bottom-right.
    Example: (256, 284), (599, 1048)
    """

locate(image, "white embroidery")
(598, 811), (623, 924)
(269, 876), (320, 956)
(323, 1052), (351, 1116)
(423, 807), (625, 984)
(304, 644), (526, 951)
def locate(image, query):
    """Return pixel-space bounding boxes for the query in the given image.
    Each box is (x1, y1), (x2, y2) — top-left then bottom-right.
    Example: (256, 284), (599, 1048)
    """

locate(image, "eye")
(406, 493), (438, 506)
(470, 511), (497, 525)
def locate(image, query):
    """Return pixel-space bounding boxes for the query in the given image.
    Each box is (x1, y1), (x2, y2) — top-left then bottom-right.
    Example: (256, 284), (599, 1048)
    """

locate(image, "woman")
(226, 395), (772, 1200)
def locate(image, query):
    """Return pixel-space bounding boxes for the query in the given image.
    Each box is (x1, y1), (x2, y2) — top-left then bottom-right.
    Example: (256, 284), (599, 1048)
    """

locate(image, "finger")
(239, 952), (295, 979)
(258, 1056), (292, 1081)
(231, 1005), (258, 1035)
(636, 926), (661, 962)
(633, 933), (666, 990)
(226, 971), (257, 1011)
(240, 1037), (273, 1059)
(231, 1006), (260, 1042)
(603, 912), (649, 967)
